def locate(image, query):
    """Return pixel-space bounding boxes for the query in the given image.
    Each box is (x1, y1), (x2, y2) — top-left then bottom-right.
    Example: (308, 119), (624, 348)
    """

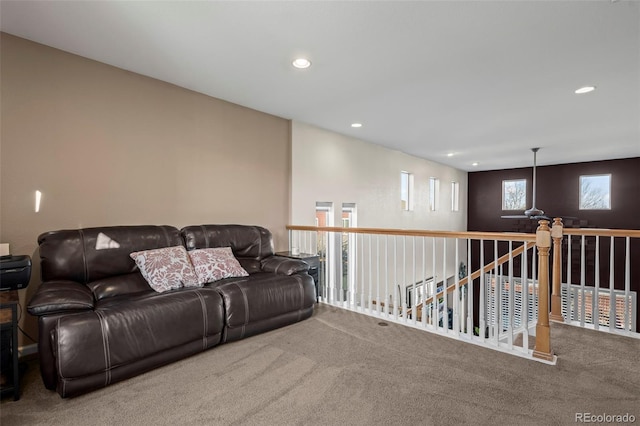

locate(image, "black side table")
(0, 254), (31, 401)
(1, 291), (20, 400)
(276, 251), (320, 302)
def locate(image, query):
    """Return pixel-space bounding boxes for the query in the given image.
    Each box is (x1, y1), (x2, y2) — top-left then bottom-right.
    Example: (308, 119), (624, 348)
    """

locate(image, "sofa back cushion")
(39, 225), (182, 284)
(180, 225), (274, 274)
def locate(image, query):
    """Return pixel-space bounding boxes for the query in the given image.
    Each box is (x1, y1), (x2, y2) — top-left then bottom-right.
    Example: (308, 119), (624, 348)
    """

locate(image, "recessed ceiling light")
(351, 123), (362, 128)
(472, 162), (479, 167)
(575, 86), (596, 94)
(447, 153), (454, 157)
(292, 58), (311, 69)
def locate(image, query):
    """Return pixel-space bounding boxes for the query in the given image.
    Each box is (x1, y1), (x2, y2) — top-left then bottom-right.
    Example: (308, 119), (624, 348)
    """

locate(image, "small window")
(342, 203), (357, 227)
(401, 171), (414, 211)
(502, 179), (527, 210)
(315, 202), (333, 226)
(451, 181), (459, 212)
(580, 174), (611, 210)
(429, 177), (440, 211)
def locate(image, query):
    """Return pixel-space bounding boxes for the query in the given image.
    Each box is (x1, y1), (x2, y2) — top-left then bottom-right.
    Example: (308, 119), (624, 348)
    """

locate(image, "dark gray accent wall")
(467, 157), (640, 329)
(468, 157), (640, 232)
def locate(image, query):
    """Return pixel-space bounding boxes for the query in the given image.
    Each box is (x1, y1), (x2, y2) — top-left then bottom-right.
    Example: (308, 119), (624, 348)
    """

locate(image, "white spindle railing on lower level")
(287, 225), (556, 363)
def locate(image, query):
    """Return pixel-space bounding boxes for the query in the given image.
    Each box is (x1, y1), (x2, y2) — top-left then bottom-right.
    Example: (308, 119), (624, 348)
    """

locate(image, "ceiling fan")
(501, 147), (552, 221)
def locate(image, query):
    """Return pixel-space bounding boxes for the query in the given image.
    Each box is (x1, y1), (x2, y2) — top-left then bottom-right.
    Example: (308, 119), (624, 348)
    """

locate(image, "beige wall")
(1, 34), (291, 345)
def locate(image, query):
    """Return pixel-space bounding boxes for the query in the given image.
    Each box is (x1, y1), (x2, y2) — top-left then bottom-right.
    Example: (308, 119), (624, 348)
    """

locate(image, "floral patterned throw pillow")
(130, 246), (201, 292)
(188, 247), (249, 285)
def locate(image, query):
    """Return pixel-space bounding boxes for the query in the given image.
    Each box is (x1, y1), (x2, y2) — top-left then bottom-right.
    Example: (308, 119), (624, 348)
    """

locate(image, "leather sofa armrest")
(27, 280), (95, 316)
(261, 256), (309, 276)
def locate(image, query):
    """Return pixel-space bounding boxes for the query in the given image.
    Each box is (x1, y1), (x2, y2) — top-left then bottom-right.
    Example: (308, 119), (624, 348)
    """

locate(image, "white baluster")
(442, 238), (448, 332)
(507, 240), (514, 349)
(422, 237), (427, 328)
(384, 236), (389, 318)
(522, 242), (529, 352)
(479, 240), (485, 341)
(594, 236), (600, 330)
(580, 235), (586, 326)
(496, 255), (501, 341)
(624, 237), (631, 332)
(393, 236), (398, 320)
(412, 237), (417, 325)
(467, 239), (473, 339)
(454, 238), (459, 336)
(376, 235), (381, 316)
(609, 236), (615, 332)
(566, 235), (572, 322)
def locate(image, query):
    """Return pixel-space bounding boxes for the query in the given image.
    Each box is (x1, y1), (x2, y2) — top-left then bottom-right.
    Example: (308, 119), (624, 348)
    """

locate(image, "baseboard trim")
(19, 343), (38, 359)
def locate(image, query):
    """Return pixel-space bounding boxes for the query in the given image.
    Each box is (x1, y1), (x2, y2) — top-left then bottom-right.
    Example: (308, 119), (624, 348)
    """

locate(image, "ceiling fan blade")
(543, 214), (580, 221)
(501, 215), (529, 219)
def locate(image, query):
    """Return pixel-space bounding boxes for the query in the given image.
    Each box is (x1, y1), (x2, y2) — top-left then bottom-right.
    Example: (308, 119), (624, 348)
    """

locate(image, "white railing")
(561, 283), (636, 331)
(287, 225), (556, 363)
(485, 274), (538, 335)
(550, 223), (640, 337)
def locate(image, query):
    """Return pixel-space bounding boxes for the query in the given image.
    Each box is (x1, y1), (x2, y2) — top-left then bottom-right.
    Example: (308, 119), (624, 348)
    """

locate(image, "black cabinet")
(276, 251), (320, 302)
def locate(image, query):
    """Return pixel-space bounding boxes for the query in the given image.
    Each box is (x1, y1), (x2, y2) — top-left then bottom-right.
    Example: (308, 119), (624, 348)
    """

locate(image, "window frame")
(451, 181), (460, 212)
(502, 179), (527, 211)
(401, 171), (414, 211)
(579, 174), (611, 210)
(429, 177), (440, 211)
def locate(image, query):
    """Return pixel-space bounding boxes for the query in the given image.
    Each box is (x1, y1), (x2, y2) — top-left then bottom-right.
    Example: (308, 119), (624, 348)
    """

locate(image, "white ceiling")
(1, 0), (638, 171)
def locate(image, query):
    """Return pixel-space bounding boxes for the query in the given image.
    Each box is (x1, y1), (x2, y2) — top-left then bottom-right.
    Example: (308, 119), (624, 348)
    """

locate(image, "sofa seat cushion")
(53, 288), (225, 381)
(212, 272), (315, 340)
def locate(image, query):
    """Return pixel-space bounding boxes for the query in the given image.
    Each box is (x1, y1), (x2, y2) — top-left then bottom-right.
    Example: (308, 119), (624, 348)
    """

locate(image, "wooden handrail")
(408, 243), (531, 317)
(287, 225), (537, 242)
(288, 225), (640, 239)
(563, 228), (640, 238)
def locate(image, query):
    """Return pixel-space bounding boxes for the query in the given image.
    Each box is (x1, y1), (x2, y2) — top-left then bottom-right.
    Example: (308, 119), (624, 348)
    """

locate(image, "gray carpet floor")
(1, 304), (639, 426)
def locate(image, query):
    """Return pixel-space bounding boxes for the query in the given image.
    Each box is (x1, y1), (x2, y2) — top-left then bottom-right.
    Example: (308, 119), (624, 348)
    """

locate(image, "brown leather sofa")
(27, 224), (315, 398)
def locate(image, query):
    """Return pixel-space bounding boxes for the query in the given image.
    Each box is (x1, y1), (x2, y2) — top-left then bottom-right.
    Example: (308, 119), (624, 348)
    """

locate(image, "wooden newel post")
(550, 218), (565, 322)
(533, 220), (554, 361)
